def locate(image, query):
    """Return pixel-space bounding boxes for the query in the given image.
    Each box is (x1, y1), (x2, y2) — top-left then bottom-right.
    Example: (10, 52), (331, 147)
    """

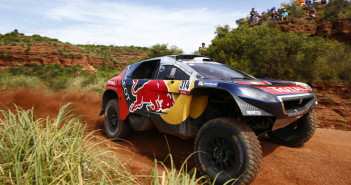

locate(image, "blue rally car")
(100, 54), (318, 184)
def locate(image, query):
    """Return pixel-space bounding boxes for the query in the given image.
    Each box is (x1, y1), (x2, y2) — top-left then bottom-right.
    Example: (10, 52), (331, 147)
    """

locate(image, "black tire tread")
(269, 109), (317, 147)
(195, 117), (262, 185)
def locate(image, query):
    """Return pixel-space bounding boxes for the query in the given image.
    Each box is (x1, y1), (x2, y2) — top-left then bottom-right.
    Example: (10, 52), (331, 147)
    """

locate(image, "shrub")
(147, 44), (183, 58)
(322, 0), (351, 21)
(207, 24), (351, 83)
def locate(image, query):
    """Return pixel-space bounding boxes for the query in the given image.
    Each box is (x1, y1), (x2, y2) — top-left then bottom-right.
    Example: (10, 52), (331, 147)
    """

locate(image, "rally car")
(99, 54), (318, 184)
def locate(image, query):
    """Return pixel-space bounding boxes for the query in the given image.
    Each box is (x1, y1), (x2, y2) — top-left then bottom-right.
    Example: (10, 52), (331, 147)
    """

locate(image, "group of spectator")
(298, 0), (327, 6)
(249, 0), (328, 25)
(250, 7), (289, 25)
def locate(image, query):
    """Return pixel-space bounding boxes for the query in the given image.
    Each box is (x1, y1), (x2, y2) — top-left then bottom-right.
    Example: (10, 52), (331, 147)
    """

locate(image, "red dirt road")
(0, 90), (350, 184)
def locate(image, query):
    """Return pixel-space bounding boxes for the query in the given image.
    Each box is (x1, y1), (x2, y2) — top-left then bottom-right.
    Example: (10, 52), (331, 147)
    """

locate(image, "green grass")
(0, 103), (137, 184)
(0, 64), (124, 93)
(0, 104), (217, 184)
(149, 154), (209, 185)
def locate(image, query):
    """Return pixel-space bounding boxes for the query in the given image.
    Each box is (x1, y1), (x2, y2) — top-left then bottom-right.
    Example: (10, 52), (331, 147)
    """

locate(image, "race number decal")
(179, 80), (190, 95)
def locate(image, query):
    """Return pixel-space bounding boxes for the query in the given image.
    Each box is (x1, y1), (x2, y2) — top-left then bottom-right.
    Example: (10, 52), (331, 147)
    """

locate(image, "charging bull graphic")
(129, 80), (175, 112)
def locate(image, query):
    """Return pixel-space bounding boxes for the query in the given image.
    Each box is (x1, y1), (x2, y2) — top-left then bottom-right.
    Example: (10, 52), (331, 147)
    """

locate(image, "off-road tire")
(269, 109), (317, 147)
(194, 118), (262, 185)
(104, 99), (131, 140)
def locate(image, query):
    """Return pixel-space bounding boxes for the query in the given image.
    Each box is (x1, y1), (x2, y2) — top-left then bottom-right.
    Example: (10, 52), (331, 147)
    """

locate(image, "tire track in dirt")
(0, 89), (350, 184)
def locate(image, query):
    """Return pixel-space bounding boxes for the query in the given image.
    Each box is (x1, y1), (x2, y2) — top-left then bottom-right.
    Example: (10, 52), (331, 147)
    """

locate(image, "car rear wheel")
(104, 99), (131, 140)
(195, 118), (262, 185)
(269, 109), (317, 147)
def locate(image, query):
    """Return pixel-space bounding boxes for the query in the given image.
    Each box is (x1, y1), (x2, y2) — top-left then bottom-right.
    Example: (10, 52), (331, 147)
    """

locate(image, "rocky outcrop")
(279, 19), (351, 44)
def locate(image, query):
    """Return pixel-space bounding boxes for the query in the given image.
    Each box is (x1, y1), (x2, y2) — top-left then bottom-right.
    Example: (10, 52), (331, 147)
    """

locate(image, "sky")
(0, 0), (290, 53)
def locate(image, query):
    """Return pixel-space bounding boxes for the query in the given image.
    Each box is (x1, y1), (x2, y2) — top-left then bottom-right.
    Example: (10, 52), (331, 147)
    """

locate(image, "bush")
(322, 0), (351, 21)
(147, 44), (183, 58)
(207, 24), (351, 83)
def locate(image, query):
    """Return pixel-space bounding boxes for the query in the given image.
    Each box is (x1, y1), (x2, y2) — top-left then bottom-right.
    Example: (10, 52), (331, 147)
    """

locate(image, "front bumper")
(272, 93), (317, 130)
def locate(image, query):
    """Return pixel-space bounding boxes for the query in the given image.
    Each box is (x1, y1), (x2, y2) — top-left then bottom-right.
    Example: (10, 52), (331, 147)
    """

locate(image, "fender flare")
(99, 89), (118, 116)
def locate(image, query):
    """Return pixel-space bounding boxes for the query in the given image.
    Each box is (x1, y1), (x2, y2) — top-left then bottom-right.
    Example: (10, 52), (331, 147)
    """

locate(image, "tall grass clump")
(0, 75), (42, 91)
(66, 76), (106, 94)
(149, 153), (210, 185)
(0, 103), (137, 184)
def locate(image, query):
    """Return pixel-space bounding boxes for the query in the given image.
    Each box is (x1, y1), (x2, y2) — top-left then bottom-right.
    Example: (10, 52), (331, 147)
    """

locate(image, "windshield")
(187, 63), (255, 80)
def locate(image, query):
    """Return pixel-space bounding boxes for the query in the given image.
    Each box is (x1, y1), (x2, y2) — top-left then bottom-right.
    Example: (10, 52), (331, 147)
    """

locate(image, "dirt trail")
(0, 89), (350, 184)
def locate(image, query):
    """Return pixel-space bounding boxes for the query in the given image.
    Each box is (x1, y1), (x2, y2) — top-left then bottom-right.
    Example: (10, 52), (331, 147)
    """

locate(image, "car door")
(124, 60), (163, 114)
(155, 65), (191, 110)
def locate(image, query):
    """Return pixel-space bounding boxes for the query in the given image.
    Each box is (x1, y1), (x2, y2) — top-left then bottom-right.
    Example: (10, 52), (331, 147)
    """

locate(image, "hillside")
(278, 19), (351, 45)
(0, 31), (148, 71)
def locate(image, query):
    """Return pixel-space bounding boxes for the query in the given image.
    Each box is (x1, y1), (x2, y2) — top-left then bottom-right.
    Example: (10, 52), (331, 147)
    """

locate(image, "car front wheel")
(195, 118), (262, 185)
(269, 109), (317, 147)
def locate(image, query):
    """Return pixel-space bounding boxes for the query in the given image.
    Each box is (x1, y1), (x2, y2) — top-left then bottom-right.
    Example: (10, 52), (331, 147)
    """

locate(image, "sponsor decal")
(254, 85), (311, 95)
(235, 81), (271, 85)
(200, 82), (218, 87)
(179, 80), (190, 95)
(107, 80), (116, 86)
(246, 110), (262, 115)
(288, 112), (302, 117)
(129, 80), (175, 112)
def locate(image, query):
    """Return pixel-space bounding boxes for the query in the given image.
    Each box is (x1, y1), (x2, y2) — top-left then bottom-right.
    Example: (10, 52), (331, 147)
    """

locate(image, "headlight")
(238, 87), (277, 102)
(294, 82), (312, 90)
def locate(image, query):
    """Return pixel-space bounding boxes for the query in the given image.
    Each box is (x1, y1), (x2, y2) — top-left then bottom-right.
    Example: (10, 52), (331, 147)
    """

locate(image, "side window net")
(130, 60), (160, 79)
(157, 65), (189, 80)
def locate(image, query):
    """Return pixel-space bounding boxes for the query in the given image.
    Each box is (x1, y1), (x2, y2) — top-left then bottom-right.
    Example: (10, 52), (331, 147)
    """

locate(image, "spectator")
(250, 8), (256, 24)
(200, 43), (207, 55)
(281, 9), (289, 21)
(307, 7), (316, 19)
(306, 0), (312, 7)
(272, 10), (280, 21)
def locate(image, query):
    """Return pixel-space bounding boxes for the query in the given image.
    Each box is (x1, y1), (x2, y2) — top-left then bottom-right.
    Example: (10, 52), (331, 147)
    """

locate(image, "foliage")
(0, 29), (60, 45)
(0, 75), (42, 91)
(1, 64), (124, 92)
(322, 0), (351, 21)
(207, 24), (351, 83)
(0, 104), (136, 184)
(147, 44), (183, 58)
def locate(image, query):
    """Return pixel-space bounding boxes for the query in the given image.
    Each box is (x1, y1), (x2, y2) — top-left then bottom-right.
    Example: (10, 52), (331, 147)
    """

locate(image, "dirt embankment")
(0, 43), (147, 71)
(279, 19), (351, 45)
(0, 84), (350, 184)
(312, 83), (351, 130)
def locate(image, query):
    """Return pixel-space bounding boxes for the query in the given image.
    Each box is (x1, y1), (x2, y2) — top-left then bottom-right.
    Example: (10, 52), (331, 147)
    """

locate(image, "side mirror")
(165, 75), (175, 80)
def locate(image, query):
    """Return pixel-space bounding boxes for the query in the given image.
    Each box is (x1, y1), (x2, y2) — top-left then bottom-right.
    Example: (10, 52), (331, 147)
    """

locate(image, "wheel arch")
(189, 87), (242, 126)
(99, 89), (119, 116)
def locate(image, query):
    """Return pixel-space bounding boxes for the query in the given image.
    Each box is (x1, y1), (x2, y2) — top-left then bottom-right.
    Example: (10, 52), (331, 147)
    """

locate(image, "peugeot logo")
(298, 99), (303, 105)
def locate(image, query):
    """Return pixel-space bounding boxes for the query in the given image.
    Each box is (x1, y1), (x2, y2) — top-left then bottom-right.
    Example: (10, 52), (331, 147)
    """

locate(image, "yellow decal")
(189, 96), (208, 119)
(160, 81), (208, 124)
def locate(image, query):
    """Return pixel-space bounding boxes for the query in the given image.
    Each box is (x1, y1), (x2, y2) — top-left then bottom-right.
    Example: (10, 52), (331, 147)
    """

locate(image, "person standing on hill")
(200, 43), (207, 55)
(281, 9), (289, 21)
(250, 8), (256, 25)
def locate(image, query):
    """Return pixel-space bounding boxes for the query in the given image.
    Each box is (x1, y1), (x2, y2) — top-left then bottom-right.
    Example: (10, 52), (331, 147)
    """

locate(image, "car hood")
(197, 78), (313, 95)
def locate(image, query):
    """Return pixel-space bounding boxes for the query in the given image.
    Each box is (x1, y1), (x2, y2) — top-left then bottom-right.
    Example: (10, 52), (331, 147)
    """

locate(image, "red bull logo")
(129, 80), (175, 112)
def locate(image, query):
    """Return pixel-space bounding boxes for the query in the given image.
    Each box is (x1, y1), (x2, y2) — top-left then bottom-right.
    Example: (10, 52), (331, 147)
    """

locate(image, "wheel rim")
(208, 137), (236, 171)
(107, 106), (118, 134)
